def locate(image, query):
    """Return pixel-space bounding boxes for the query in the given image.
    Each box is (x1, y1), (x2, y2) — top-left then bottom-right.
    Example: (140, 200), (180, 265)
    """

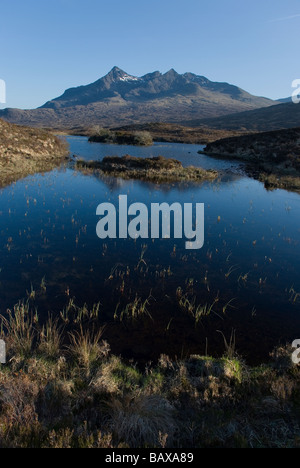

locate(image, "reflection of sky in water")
(0, 137), (300, 362)
(68, 136), (244, 171)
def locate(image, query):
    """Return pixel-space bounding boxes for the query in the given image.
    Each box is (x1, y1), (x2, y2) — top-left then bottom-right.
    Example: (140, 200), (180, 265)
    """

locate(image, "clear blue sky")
(1, 0), (300, 109)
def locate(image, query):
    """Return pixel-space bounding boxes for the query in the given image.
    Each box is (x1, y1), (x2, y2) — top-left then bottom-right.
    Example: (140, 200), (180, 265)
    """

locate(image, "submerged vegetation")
(0, 301), (299, 448)
(0, 119), (69, 187)
(76, 155), (218, 183)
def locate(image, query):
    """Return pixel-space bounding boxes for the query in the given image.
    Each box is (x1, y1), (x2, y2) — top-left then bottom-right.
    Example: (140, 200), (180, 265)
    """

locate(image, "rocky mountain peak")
(105, 67), (140, 83)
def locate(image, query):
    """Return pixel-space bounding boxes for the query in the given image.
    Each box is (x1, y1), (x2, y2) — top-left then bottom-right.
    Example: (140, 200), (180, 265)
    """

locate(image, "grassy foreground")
(0, 302), (299, 448)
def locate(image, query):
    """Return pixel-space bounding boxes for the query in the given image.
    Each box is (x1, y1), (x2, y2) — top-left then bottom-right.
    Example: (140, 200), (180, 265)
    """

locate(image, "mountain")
(183, 102), (300, 132)
(277, 97), (293, 103)
(0, 67), (276, 129)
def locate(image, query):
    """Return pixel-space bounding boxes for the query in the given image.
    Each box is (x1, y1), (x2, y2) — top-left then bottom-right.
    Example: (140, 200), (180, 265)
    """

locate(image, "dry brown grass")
(0, 118), (69, 188)
(105, 393), (176, 447)
(76, 155), (218, 184)
(0, 302), (36, 358)
(0, 303), (299, 448)
(67, 325), (110, 375)
(38, 317), (63, 360)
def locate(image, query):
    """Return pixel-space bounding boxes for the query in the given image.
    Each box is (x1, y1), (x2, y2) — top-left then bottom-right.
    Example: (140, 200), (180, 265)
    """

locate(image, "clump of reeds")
(67, 325), (110, 375)
(114, 295), (153, 323)
(0, 301), (36, 357)
(105, 393), (176, 447)
(38, 316), (63, 360)
(176, 288), (219, 325)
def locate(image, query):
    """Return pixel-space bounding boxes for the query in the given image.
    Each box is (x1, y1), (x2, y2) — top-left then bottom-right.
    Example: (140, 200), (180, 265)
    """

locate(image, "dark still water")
(0, 136), (300, 363)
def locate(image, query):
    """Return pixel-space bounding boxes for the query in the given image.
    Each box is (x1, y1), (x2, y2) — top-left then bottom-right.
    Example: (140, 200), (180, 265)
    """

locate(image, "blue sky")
(1, 0), (300, 109)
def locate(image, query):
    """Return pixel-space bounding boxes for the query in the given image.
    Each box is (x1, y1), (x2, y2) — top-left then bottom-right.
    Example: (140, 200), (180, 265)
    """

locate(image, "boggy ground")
(76, 155), (219, 184)
(0, 119), (69, 188)
(110, 123), (247, 145)
(65, 122), (247, 145)
(201, 127), (300, 192)
(0, 302), (299, 448)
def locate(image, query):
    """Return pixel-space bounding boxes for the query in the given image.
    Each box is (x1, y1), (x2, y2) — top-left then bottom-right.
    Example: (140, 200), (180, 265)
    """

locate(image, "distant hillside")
(0, 67), (275, 129)
(277, 97), (293, 103)
(203, 127), (300, 162)
(184, 102), (300, 132)
(112, 123), (248, 144)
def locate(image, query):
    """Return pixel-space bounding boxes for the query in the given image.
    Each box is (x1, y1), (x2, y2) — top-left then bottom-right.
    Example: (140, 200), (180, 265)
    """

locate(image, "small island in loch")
(88, 128), (153, 146)
(76, 155), (219, 184)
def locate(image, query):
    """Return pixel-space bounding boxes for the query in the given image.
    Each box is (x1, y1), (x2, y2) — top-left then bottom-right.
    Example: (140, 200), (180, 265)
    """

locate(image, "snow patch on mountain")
(118, 74), (141, 82)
